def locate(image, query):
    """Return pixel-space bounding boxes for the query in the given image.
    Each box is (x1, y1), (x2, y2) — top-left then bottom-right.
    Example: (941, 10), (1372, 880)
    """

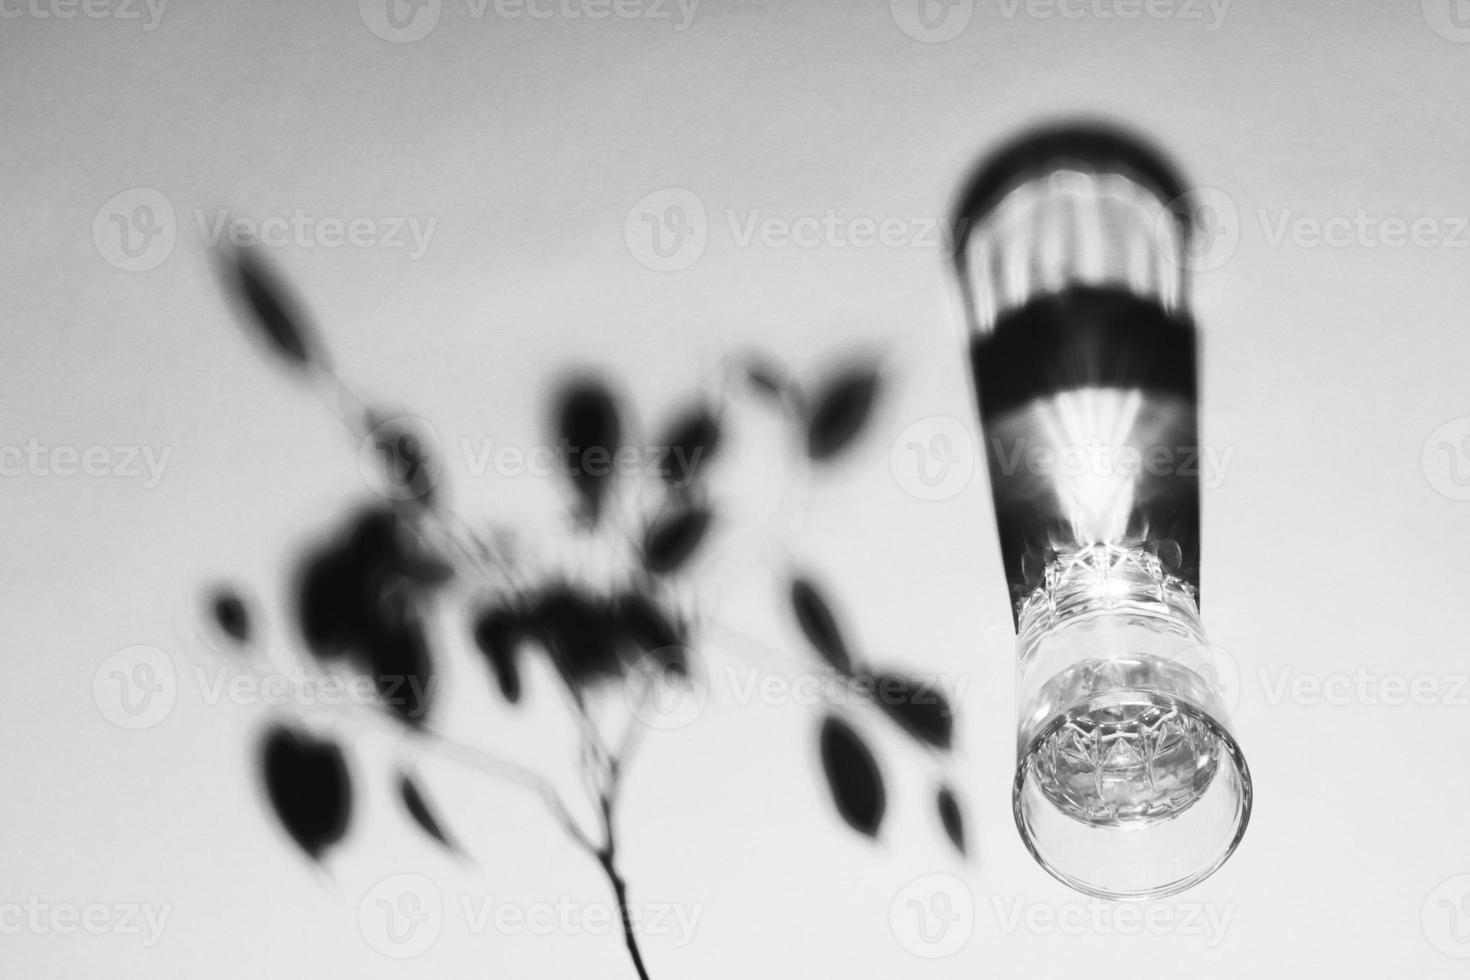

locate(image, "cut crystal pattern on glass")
(1030, 690), (1220, 827)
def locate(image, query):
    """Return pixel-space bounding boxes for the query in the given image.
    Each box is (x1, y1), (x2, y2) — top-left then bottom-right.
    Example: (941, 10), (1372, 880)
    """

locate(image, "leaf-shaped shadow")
(473, 606), (526, 704)
(818, 715), (885, 838)
(220, 246), (323, 370)
(368, 617), (434, 726)
(294, 508), (438, 726)
(656, 404), (721, 487)
(936, 784), (966, 856)
(260, 725), (352, 862)
(210, 587), (250, 644)
(742, 354), (795, 407)
(789, 576), (852, 675)
(528, 586), (622, 685)
(865, 671), (954, 750)
(805, 365), (880, 461)
(297, 508), (396, 657)
(399, 772), (458, 854)
(553, 378), (622, 524)
(642, 505), (713, 575)
(616, 591), (688, 678)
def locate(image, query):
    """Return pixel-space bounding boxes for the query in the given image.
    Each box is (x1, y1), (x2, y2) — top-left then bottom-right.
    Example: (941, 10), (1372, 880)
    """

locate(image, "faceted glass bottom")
(1029, 692), (1220, 827)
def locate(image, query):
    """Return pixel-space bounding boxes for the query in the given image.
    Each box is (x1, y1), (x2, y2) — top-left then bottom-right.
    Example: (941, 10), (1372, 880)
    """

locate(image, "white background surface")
(4, 1), (1470, 975)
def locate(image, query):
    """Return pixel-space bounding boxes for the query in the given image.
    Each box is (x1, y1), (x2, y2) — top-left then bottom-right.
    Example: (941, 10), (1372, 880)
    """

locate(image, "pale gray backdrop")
(4, 1), (1470, 976)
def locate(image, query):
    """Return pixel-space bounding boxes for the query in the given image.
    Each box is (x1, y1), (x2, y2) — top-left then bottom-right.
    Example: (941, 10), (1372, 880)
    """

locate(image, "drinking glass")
(953, 124), (1251, 900)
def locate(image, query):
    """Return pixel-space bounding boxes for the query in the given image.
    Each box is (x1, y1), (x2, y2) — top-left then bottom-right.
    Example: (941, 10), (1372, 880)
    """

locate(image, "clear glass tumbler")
(952, 124), (1251, 900)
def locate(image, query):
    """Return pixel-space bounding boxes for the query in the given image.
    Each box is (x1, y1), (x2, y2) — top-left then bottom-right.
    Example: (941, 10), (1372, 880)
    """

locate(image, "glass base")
(1014, 689), (1251, 901)
(1030, 666), (1222, 827)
